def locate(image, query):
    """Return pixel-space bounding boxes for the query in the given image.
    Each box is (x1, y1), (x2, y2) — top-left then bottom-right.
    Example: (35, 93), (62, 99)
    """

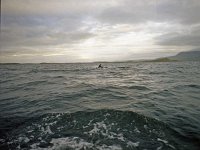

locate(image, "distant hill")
(149, 49), (200, 62)
(151, 57), (177, 62)
(169, 50), (200, 61)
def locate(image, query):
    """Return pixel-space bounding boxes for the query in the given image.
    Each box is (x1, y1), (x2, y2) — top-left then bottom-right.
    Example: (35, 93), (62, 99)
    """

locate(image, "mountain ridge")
(150, 49), (200, 62)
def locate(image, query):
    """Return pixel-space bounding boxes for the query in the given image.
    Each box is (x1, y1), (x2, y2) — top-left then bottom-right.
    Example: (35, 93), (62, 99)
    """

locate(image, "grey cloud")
(98, 0), (155, 24)
(1, 0), (97, 55)
(2, 14), (85, 31)
(1, 7), (95, 44)
(156, 25), (200, 46)
(156, 0), (200, 24)
(157, 34), (200, 46)
(3, 0), (200, 26)
(98, 0), (200, 25)
(2, 0), (115, 16)
(1, 0), (200, 63)
(0, 25), (95, 54)
(1, 29), (94, 45)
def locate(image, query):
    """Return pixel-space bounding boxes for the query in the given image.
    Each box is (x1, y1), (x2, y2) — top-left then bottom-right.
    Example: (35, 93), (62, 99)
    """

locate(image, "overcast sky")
(1, 0), (200, 63)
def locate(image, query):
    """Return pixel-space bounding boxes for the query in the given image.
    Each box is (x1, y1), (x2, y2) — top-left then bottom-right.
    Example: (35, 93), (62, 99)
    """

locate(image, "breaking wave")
(1, 109), (196, 150)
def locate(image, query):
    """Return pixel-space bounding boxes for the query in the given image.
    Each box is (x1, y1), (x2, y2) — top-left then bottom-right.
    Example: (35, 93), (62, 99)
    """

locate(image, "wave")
(173, 84), (200, 90)
(127, 85), (150, 90)
(16, 80), (48, 88)
(186, 84), (200, 89)
(1, 109), (197, 150)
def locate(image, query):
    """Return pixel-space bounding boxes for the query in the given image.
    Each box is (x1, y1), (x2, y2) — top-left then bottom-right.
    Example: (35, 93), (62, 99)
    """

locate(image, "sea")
(0, 62), (200, 150)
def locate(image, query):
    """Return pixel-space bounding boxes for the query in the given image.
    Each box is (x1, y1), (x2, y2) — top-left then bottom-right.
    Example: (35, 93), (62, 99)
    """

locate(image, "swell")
(16, 80), (48, 87)
(127, 85), (150, 90)
(1, 109), (198, 150)
(174, 84), (200, 89)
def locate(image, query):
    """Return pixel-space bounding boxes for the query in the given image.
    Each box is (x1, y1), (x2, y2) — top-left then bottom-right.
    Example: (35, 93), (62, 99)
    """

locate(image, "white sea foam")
(157, 138), (175, 149)
(96, 144), (122, 150)
(157, 138), (168, 144)
(117, 133), (125, 141)
(30, 137), (122, 150)
(86, 121), (127, 142)
(144, 124), (148, 129)
(134, 127), (141, 133)
(49, 121), (57, 126)
(88, 121), (108, 135)
(18, 136), (30, 143)
(104, 113), (111, 117)
(89, 124), (100, 135)
(50, 137), (94, 150)
(27, 130), (34, 133)
(30, 143), (40, 149)
(157, 146), (162, 150)
(41, 125), (53, 134)
(127, 141), (140, 148)
(0, 139), (5, 142)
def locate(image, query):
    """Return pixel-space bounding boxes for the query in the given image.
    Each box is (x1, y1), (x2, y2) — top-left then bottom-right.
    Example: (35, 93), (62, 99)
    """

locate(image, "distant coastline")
(0, 49), (199, 64)
(147, 50), (200, 62)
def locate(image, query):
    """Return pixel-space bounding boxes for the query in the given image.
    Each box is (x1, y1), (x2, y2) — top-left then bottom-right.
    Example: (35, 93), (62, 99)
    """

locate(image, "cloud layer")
(1, 0), (200, 63)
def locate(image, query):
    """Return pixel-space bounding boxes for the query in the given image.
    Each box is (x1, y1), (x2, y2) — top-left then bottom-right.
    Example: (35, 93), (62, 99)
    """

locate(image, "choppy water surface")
(0, 62), (200, 149)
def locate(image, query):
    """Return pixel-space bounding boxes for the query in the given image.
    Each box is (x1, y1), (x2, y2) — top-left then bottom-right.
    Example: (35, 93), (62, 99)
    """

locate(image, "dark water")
(0, 62), (200, 150)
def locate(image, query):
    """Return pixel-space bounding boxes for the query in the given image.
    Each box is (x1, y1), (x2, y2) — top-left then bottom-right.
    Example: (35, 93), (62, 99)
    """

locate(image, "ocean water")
(0, 62), (200, 150)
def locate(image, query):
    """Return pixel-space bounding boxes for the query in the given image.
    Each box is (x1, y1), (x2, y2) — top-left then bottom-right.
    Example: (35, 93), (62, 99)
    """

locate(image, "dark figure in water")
(98, 64), (103, 68)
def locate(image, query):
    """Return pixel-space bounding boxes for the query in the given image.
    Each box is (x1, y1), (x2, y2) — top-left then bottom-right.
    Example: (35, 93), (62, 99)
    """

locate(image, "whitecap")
(127, 141), (140, 148)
